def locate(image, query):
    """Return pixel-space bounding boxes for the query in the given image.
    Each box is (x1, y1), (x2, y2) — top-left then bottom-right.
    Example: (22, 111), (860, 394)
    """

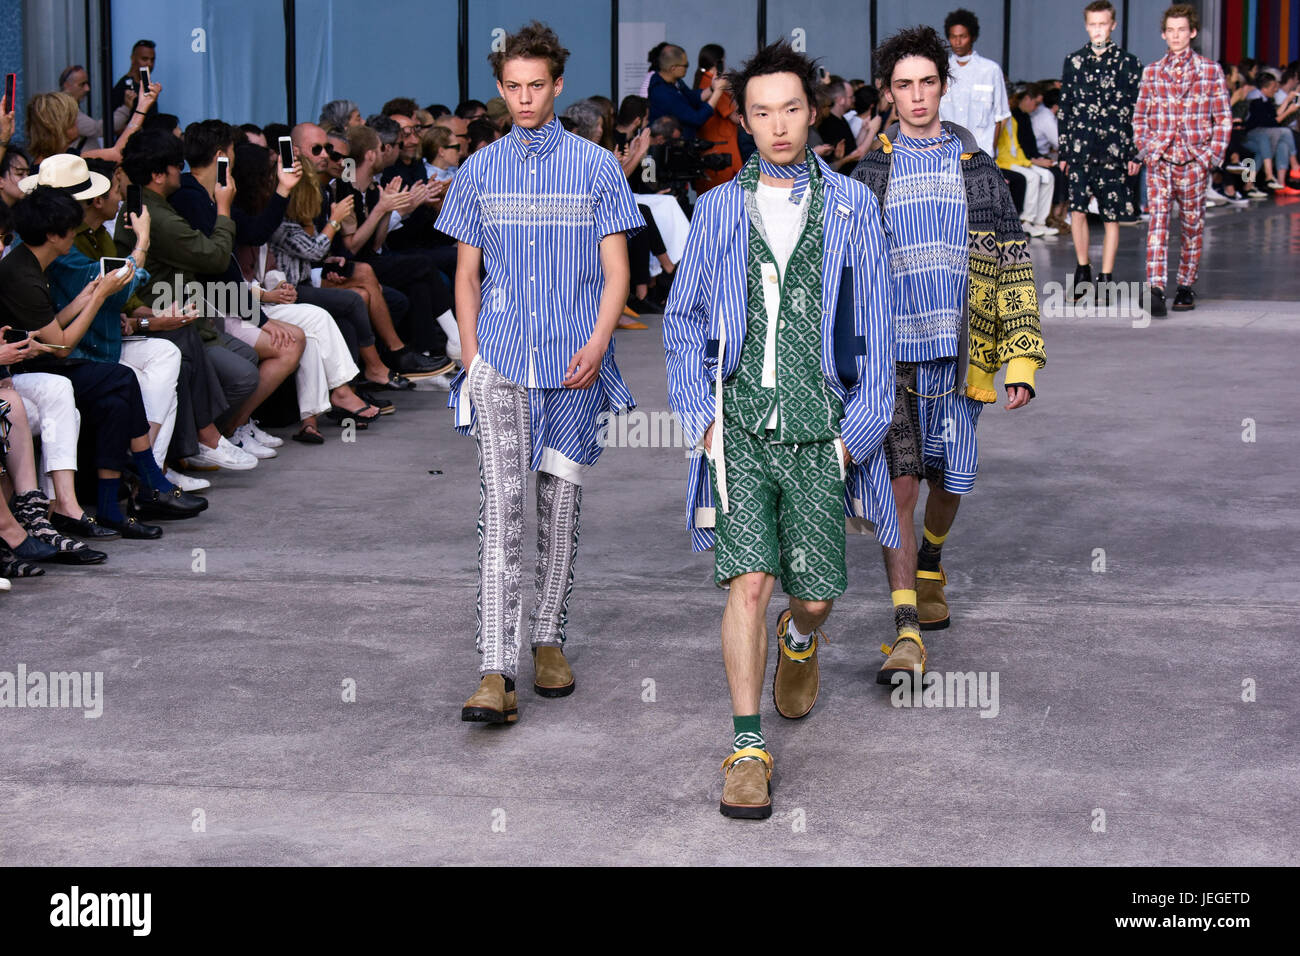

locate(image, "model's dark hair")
(1162, 3), (1200, 32)
(725, 41), (820, 116)
(121, 127), (185, 186)
(944, 8), (981, 41)
(11, 185), (84, 246)
(1085, 0), (1116, 19)
(182, 119), (233, 168)
(873, 25), (952, 89)
(488, 21), (570, 81)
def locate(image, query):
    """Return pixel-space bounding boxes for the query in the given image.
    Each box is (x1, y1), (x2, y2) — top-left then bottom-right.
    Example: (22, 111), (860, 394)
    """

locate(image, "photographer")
(648, 44), (728, 139)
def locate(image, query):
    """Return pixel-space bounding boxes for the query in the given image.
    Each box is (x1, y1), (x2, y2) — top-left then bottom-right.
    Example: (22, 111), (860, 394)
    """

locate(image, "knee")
(728, 572), (772, 613)
(893, 478), (920, 512)
(793, 598), (832, 621)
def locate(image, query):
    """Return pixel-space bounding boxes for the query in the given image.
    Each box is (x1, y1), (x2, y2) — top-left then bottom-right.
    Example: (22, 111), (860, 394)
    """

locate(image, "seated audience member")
(230, 143), (379, 439)
(421, 126), (460, 183)
(26, 88), (156, 167)
(0, 186), (204, 538)
(116, 128), (268, 470)
(339, 123), (457, 368)
(454, 99), (487, 122)
(141, 111), (181, 139)
(269, 148), (422, 394)
(234, 123), (267, 147)
(850, 84), (882, 151)
(1031, 86), (1059, 159)
(167, 119), (309, 457)
(995, 90), (1058, 237)
(319, 99), (363, 131)
(0, 370), (105, 564)
(466, 118), (499, 154)
(425, 104), (451, 120)
(647, 43), (727, 138)
(40, 155), (189, 497)
(484, 97), (511, 133)
(1012, 84), (1068, 231)
(433, 114), (470, 164)
(2, 147), (33, 210)
(1244, 72), (1300, 190)
(59, 64), (134, 148)
(262, 122), (291, 147)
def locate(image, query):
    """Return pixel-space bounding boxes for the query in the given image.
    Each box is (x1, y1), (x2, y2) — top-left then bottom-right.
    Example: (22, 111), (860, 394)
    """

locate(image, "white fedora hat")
(19, 153), (112, 200)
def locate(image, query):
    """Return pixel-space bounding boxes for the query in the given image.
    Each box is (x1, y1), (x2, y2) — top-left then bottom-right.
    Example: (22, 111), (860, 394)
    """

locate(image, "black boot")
(1070, 263), (1092, 303)
(1172, 285), (1196, 311)
(1149, 286), (1167, 318)
(1095, 272), (1113, 308)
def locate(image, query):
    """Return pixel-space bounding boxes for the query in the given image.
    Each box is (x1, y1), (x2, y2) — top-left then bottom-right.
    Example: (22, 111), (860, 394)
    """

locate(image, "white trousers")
(261, 301), (360, 419)
(1005, 164), (1054, 226)
(119, 336), (181, 468)
(12, 372), (81, 498)
(637, 193), (690, 277)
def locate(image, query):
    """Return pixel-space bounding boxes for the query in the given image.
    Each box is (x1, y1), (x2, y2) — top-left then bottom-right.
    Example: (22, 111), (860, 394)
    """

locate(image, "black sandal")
(292, 423), (325, 444)
(359, 371), (415, 392)
(327, 404), (380, 426)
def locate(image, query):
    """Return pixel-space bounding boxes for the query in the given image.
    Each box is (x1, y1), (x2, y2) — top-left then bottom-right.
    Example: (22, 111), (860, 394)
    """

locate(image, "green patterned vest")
(725, 152), (842, 444)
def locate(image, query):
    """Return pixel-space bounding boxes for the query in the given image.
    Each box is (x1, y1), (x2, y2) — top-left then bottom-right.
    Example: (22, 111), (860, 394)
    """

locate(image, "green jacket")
(114, 188), (235, 342)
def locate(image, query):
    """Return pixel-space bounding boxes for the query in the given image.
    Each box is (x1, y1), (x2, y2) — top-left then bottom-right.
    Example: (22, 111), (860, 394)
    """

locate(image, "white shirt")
(1030, 103), (1058, 156)
(845, 110), (864, 139)
(754, 181), (807, 429)
(939, 51), (1010, 156)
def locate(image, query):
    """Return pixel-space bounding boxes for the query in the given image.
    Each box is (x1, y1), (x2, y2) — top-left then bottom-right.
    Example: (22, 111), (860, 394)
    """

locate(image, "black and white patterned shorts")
(883, 362), (942, 482)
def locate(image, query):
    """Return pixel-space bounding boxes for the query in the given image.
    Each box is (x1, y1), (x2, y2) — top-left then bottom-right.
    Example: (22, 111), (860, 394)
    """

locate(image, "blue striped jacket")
(663, 155), (899, 552)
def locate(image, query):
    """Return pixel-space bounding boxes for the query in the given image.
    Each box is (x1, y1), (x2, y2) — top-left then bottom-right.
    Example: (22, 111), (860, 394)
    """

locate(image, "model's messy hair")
(725, 41), (819, 116)
(873, 25), (952, 89)
(489, 21), (570, 82)
(944, 8), (981, 41)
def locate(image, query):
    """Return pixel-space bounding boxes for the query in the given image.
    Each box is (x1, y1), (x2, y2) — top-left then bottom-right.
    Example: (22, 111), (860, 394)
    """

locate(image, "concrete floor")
(2, 199), (1297, 866)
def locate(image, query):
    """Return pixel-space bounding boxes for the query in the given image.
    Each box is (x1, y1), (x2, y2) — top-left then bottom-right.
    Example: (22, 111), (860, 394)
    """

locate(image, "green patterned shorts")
(709, 425), (846, 601)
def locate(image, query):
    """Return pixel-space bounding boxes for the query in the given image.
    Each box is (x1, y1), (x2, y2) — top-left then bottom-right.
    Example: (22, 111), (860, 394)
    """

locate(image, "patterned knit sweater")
(852, 121), (1045, 402)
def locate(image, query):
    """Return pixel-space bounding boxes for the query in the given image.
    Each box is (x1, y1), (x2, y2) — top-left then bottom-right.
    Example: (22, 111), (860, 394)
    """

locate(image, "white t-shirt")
(754, 180), (807, 429)
(939, 51), (1010, 156)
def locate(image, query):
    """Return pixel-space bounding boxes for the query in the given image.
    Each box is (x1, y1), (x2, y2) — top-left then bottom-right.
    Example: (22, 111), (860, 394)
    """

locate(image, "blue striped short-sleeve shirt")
(437, 117), (645, 388)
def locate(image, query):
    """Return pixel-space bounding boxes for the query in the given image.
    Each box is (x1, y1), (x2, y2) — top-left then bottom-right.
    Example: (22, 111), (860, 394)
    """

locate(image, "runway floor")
(2, 196), (1297, 866)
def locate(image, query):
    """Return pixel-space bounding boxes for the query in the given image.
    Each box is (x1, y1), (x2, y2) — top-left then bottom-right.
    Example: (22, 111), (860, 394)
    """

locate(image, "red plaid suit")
(1134, 49), (1232, 290)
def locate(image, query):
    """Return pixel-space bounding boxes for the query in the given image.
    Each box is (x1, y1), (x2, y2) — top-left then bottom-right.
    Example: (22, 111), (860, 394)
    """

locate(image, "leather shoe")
(461, 674), (519, 724)
(132, 486), (207, 520)
(916, 566), (950, 630)
(720, 748), (773, 819)
(533, 645), (575, 697)
(772, 609), (820, 719)
(49, 511), (120, 540)
(97, 514), (163, 539)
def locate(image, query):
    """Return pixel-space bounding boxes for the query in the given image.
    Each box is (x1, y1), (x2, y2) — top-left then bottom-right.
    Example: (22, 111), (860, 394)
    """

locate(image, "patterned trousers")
(467, 357), (582, 679)
(1145, 159), (1209, 290)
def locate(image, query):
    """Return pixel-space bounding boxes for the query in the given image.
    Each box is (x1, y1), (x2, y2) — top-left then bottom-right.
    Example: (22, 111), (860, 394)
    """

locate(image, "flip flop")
(292, 424), (325, 444)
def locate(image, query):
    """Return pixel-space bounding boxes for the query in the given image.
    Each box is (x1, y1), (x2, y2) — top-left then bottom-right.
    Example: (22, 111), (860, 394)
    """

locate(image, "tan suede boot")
(461, 674), (519, 724)
(772, 609), (821, 719)
(533, 645), (575, 698)
(916, 566), (950, 630)
(719, 748), (773, 819)
(876, 634), (927, 686)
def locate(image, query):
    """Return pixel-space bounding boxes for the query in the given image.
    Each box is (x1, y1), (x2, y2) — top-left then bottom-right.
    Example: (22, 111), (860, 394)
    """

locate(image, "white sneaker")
(0, 576), (10, 591)
(188, 436), (259, 471)
(1247, 187), (1268, 199)
(1205, 185), (1228, 206)
(166, 468), (211, 492)
(232, 423), (277, 459)
(247, 420), (284, 448)
(420, 371), (455, 391)
(1021, 220), (1047, 237)
(1224, 192), (1248, 206)
(1034, 222), (1059, 236)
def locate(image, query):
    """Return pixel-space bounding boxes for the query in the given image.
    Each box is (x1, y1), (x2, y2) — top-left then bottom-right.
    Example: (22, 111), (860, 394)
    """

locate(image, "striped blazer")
(663, 154), (899, 552)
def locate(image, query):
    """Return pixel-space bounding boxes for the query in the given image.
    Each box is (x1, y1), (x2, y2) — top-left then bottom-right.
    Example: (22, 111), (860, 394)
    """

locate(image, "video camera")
(634, 138), (731, 213)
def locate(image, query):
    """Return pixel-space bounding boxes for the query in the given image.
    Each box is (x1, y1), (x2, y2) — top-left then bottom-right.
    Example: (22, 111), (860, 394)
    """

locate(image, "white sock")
(435, 310), (461, 354)
(786, 616), (813, 650)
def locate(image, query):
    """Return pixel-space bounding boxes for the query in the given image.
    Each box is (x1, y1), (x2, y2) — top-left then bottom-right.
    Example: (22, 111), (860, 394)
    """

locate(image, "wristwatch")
(328, 219), (341, 230)
(138, 316), (151, 332)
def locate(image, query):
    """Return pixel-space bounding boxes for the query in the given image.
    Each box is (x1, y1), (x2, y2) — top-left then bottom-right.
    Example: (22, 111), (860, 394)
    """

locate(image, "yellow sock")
(891, 588), (920, 639)
(923, 526), (948, 546)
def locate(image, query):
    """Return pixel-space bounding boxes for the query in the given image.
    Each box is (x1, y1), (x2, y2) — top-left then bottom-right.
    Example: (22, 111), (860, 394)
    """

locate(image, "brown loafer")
(772, 609), (820, 719)
(876, 634), (927, 686)
(461, 674), (519, 724)
(533, 645), (575, 698)
(720, 748), (773, 819)
(917, 566), (950, 630)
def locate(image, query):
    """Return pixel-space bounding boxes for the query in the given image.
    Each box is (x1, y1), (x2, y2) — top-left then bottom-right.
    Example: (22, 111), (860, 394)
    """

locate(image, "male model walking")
(1059, 0), (1143, 302)
(938, 8), (1009, 158)
(853, 26), (1046, 682)
(664, 42), (896, 819)
(439, 21), (644, 723)
(1132, 4), (1231, 316)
